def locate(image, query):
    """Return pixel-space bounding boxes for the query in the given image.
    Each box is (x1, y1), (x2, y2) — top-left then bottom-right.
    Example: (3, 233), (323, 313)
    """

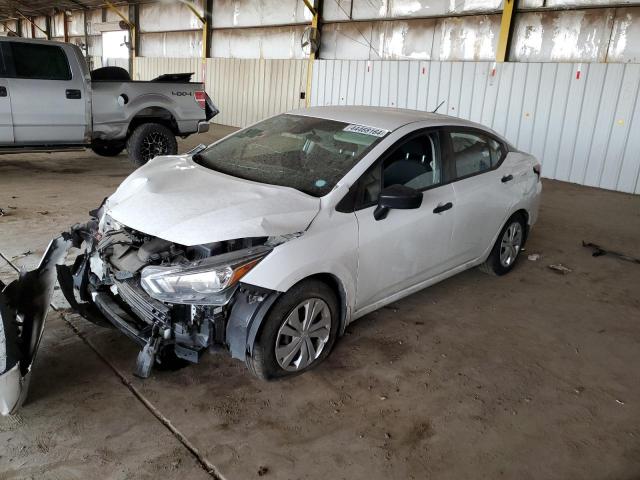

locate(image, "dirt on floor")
(1, 127), (639, 480)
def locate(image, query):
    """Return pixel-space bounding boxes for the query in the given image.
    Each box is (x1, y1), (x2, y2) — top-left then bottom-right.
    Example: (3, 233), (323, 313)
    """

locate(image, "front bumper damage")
(0, 236), (72, 415)
(1, 210), (282, 415)
(57, 216), (281, 379)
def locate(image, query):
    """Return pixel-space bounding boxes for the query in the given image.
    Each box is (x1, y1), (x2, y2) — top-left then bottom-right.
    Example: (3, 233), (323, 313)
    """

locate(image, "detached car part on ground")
(0, 106), (542, 415)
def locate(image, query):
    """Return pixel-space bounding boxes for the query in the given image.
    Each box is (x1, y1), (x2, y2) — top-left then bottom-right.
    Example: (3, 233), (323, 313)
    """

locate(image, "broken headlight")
(140, 246), (270, 305)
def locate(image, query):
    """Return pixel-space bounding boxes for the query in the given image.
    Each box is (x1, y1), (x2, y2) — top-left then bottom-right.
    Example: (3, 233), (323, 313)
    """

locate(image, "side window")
(357, 131), (442, 207)
(383, 133), (442, 191)
(449, 131), (503, 179)
(9, 42), (71, 80)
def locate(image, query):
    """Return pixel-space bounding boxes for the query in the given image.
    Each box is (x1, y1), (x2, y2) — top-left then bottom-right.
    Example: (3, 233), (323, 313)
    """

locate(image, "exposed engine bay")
(57, 206), (283, 379)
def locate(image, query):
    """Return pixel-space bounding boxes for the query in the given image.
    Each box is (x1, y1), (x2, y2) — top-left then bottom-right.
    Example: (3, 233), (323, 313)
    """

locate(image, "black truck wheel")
(126, 123), (177, 167)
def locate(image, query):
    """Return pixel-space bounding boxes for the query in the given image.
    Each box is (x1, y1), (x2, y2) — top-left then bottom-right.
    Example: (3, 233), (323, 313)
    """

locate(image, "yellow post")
(496, 0), (517, 63)
(302, 0), (318, 107)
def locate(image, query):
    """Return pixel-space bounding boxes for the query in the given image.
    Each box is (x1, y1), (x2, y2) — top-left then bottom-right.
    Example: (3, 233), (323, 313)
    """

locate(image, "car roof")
(288, 105), (490, 132)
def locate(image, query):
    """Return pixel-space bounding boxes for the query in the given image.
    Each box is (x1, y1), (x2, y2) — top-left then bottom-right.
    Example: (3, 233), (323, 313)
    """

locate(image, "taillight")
(194, 91), (206, 109)
(533, 163), (541, 181)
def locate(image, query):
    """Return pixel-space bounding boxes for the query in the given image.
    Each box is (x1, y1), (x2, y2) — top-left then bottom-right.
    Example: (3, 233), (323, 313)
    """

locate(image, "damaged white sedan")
(1, 106), (542, 414)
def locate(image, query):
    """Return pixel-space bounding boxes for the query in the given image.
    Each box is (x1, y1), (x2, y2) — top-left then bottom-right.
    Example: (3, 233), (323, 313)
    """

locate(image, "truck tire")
(126, 123), (177, 167)
(90, 142), (125, 157)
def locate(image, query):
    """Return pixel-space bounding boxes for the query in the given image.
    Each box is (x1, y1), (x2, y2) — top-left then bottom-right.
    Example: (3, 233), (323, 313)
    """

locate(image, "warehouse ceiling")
(0, 0), (132, 20)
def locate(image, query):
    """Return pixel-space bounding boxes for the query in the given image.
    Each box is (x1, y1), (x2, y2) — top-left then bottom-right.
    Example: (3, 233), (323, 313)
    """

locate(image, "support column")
(496, 0), (518, 62)
(303, 0), (323, 107)
(204, 0), (213, 59)
(63, 12), (69, 43)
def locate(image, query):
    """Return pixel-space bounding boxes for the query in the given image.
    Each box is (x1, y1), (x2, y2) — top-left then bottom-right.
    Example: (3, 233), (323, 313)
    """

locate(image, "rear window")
(10, 42), (71, 80)
(0, 46), (7, 76)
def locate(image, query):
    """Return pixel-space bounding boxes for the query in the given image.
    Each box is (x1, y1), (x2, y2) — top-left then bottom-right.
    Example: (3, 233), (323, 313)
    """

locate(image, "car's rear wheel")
(246, 279), (339, 380)
(479, 213), (526, 276)
(126, 123), (177, 167)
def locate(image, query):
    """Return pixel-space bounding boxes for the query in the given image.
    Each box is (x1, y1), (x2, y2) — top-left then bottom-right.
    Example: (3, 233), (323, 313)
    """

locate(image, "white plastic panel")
(68, 11), (85, 37)
(51, 13), (64, 38)
(34, 16), (48, 39)
(212, 26), (307, 59)
(140, 31), (203, 58)
(607, 7), (640, 63)
(511, 9), (615, 62)
(86, 9), (103, 35)
(436, 14), (500, 61)
(19, 19), (32, 38)
(312, 59), (640, 194)
(211, 0), (311, 28)
(320, 15), (499, 60)
(140, 1), (204, 33)
(105, 5), (129, 23)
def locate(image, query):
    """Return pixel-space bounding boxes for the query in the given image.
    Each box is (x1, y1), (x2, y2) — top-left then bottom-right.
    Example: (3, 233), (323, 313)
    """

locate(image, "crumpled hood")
(105, 155), (320, 246)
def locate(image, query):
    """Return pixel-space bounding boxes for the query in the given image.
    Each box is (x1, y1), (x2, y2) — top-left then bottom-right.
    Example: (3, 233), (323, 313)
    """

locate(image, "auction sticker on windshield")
(343, 124), (389, 137)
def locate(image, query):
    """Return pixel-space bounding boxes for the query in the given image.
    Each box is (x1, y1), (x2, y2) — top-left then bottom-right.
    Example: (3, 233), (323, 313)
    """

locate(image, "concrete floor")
(1, 126), (639, 480)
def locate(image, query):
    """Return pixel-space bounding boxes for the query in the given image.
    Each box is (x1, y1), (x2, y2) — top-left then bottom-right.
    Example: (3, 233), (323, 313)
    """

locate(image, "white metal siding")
(133, 57), (308, 128)
(311, 60), (640, 194)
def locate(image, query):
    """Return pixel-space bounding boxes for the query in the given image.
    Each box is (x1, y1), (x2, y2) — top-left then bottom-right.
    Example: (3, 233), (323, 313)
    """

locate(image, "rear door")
(0, 44), (13, 144)
(444, 128), (517, 265)
(3, 41), (89, 145)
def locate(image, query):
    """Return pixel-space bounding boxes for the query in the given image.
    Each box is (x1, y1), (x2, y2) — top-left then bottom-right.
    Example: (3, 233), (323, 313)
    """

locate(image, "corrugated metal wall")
(134, 57), (308, 128)
(311, 60), (640, 194)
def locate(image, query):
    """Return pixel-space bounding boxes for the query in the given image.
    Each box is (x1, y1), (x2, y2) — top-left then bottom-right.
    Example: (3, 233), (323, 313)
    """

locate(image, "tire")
(246, 279), (340, 380)
(91, 142), (125, 157)
(126, 123), (177, 167)
(479, 213), (527, 276)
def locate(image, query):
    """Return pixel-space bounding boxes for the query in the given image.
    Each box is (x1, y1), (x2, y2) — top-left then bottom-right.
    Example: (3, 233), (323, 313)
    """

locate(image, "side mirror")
(373, 184), (423, 221)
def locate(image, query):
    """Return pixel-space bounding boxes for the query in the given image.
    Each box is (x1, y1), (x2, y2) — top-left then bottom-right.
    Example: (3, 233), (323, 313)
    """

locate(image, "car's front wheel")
(479, 213), (526, 276)
(246, 279), (339, 380)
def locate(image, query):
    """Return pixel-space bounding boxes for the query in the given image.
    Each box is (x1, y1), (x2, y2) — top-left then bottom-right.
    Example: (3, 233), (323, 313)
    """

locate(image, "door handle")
(433, 202), (453, 214)
(66, 89), (81, 99)
(0, 86), (6, 97)
(501, 174), (514, 183)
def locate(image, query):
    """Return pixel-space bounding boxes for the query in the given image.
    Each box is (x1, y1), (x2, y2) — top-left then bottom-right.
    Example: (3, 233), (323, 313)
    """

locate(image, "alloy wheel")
(499, 221), (523, 267)
(275, 298), (332, 372)
(140, 132), (169, 162)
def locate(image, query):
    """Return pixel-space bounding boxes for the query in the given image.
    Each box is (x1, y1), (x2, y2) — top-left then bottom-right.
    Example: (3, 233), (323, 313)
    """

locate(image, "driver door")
(354, 129), (456, 311)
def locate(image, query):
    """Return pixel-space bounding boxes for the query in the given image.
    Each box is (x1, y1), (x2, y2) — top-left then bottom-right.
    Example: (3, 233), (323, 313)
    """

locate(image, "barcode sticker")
(343, 124), (389, 137)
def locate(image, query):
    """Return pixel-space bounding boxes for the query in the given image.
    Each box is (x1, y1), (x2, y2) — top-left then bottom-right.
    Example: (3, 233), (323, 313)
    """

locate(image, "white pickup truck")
(0, 36), (218, 166)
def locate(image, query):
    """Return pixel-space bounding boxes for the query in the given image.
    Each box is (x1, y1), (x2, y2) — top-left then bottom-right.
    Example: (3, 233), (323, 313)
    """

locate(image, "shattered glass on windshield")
(193, 114), (387, 197)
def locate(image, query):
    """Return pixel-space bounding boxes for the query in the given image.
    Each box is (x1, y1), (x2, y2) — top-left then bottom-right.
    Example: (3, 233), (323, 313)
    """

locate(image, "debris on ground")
(528, 253), (541, 261)
(548, 263), (572, 274)
(258, 466), (269, 476)
(616, 399), (625, 406)
(36, 210), (49, 215)
(582, 241), (640, 265)
(11, 250), (33, 260)
(0, 208), (5, 217)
